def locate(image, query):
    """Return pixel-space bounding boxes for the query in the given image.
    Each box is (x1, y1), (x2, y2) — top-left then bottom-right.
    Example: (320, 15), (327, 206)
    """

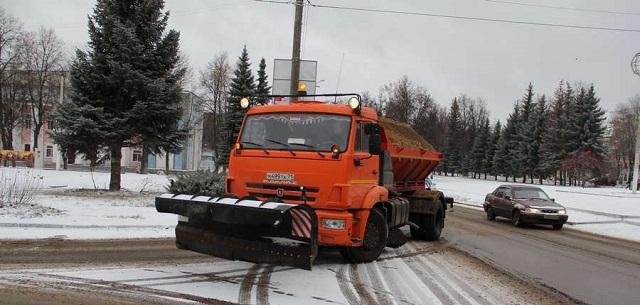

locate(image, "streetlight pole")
(630, 52), (640, 193)
(289, 0), (304, 95)
(632, 112), (640, 193)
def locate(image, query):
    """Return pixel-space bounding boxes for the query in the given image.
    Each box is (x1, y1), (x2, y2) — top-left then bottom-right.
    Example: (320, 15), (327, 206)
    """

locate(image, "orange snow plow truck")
(156, 92), (452, 270)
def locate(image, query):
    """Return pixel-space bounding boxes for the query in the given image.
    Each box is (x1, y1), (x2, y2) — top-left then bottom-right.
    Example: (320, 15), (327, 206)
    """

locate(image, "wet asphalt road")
(1, 206), (639, 305)
(445, 205), (640, 305)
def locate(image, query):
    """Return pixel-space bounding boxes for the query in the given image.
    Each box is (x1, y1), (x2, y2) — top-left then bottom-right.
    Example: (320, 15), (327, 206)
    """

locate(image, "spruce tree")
(569, 84), (607, 158)
(515, 83), (535, 183)
(470, 118), (490, 178)
(218, 46), (256, 167)
(486, 121), (501, 180)
(443, 98), (462, 175)
(499, 102), (520, 182)
(55, 0), (184, 191)
(255, 57), (271, 105)
(539, 81), (568, 184)
(528, 95), (547, 183)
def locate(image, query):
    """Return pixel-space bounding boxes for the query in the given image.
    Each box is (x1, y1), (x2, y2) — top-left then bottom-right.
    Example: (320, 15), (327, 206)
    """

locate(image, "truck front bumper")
(156, 194), (318, 269)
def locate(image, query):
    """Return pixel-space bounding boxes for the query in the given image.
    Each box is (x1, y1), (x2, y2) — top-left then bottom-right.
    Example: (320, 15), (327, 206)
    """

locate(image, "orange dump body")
(379, 118), (442, 193)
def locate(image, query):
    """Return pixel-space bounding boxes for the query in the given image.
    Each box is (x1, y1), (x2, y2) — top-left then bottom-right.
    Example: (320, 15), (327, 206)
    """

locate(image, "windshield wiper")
(289, 143), (326, 158)
(240, 141), (269, 154)
(265, 138), (296, 156)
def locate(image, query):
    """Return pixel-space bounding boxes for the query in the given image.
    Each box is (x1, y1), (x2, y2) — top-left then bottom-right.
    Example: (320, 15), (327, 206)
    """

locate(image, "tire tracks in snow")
(256, 265), (274, 305)
(237, 263), (275, 305)
(21, 272), (236, 305)
(238, 264), (262, 304)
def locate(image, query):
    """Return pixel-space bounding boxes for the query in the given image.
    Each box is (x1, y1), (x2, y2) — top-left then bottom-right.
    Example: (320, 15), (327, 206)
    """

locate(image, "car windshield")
(513, 189), (550, 200)
(239, 113), (351, 152)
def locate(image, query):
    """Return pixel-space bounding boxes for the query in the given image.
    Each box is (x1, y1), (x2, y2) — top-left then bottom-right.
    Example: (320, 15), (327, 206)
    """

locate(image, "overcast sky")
(3, 0), (640, 121)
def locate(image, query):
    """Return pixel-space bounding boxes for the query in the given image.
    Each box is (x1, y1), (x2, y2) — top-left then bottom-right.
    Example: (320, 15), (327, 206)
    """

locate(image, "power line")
(249, 0), (640, 33)
(308, 2), (640, 33)
(484, 0), (640, 16)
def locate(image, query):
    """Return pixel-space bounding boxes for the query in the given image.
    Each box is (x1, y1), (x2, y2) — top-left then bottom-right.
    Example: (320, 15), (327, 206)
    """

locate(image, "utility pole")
(632, 113), (640, 193)
(631, 52), (640, 193)
(289, 0), (304, 95)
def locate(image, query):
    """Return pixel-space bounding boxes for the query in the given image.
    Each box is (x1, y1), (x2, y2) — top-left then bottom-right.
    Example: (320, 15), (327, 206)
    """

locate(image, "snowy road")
(0, 236), (574, 305)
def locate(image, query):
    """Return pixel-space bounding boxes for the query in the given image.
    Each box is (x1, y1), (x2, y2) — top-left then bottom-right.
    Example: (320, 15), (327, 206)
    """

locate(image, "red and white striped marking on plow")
(290, 208), (312, 238)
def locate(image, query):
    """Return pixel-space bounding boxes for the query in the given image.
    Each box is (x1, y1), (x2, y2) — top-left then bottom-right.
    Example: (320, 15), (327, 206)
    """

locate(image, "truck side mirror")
(369, 134), (381, 155)
(364, 123), (380, 135)
(364, 123), (381, 155)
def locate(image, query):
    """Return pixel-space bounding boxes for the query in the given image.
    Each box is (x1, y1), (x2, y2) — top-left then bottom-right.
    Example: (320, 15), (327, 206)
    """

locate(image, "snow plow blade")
(155, 194), (318, 270)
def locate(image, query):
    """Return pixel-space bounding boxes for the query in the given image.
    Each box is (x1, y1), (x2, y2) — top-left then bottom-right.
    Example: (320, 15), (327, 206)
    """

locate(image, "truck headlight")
(525, 208), (541, 213)
(321, 218), (345, 230)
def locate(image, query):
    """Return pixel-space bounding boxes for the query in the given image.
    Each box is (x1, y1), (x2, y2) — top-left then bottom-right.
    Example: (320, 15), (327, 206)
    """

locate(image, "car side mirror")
(551, 198), (555, 202)
(505, 195), (511, 200)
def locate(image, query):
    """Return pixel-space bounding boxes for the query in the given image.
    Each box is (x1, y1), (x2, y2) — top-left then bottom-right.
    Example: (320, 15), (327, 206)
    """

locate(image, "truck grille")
(246, 183), (319, 203)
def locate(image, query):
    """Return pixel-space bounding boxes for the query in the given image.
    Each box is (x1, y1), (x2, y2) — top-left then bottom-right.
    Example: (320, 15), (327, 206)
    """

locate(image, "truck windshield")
(240, 113), (351, 152)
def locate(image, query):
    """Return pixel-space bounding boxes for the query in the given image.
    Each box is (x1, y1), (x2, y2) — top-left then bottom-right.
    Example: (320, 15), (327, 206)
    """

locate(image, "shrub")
(166, 170), (225, 196)
(0, 169), (43, 208)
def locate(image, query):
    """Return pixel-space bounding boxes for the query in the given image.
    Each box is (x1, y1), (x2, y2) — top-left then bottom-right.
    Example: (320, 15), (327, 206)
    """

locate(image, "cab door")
(349, 121), (380, 207)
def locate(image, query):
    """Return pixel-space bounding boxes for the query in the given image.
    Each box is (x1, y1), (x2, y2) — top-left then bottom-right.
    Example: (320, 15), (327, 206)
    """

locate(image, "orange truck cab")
(156, 93), (452, 269)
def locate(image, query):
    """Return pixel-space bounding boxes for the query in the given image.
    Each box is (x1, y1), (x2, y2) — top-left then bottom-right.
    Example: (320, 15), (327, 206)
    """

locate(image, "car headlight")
(525, 208), (541, 213)
(557, 209), (566, 215)
(321, 218), (345, 230)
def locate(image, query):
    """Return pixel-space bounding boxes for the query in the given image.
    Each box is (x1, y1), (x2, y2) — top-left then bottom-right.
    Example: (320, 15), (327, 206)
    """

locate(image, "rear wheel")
(410, 204), (444, 241)
(486, 206), (496, 221)
(512, 210), (523, 227)
(341, 209), (388, 263)
(552, 223), (564, 230)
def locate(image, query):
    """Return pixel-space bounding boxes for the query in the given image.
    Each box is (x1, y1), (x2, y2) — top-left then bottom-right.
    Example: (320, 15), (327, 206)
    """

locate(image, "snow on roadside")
(434, 175), (640, 242)
(0, 167), (177, 240)
(0, 166), (172, 192)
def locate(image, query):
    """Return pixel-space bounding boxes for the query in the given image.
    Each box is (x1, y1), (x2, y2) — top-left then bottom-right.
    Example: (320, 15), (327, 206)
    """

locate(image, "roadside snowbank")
(0, 167), (176, 239)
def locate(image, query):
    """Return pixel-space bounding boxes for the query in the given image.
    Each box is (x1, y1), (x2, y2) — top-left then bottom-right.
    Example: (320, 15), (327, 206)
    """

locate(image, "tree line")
(366, 77), (616, 187)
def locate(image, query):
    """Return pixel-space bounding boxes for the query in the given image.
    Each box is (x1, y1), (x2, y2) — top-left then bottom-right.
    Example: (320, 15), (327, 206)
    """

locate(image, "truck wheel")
(341, 209), (388, 263)
(410, 205), (444, 241)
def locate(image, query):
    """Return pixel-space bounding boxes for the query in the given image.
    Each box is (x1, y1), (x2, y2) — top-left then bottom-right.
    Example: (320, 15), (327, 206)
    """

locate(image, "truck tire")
(341, 209), (388, 263)
(410, 205), (443, 241)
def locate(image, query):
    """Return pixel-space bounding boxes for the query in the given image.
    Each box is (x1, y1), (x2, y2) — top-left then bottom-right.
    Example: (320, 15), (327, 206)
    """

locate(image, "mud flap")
(156, 194), (318, 270)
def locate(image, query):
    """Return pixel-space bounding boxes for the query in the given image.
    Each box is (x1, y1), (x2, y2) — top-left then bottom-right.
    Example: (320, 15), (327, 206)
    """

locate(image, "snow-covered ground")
(0, 167), (177, 239)
(2, 167), (639, 242)
(434, 175), (640, 242)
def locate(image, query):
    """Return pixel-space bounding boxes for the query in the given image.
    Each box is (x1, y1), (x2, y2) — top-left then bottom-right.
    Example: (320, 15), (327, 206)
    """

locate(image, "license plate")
(178, 215), (189, 222)
(544, 215), (559, 220)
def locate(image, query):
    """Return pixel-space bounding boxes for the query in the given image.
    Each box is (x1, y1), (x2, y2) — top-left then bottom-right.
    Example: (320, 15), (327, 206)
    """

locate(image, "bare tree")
(608, 95), (640, 185)
(21, 27), (65, 157)
(380, 75), (435, 124)
(0, 8), (25, 152)
(199, 52), (231, 151)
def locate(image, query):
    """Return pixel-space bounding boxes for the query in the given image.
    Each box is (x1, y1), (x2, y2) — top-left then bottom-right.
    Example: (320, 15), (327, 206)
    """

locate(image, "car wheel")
(512, 210), (523, 227)
(486, 206), (496, 221)
(552, 223), (564, 230)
